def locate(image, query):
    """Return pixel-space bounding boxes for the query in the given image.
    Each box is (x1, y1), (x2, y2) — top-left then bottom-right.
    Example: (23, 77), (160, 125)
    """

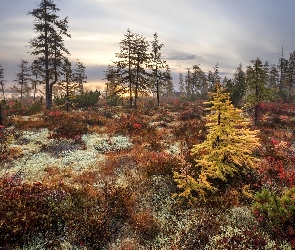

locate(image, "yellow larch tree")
(174, 83), (261, 202)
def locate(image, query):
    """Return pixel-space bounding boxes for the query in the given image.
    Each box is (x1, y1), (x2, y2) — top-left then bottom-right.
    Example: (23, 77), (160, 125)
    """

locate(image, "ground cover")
(0, 99), (294, 249)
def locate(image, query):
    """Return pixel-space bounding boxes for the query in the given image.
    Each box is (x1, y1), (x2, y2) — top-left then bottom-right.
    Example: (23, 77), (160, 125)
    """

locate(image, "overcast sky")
(1, 0), (295, 91)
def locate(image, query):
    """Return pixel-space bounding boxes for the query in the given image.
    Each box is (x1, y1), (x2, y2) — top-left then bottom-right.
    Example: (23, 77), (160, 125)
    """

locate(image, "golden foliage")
(174, 84), (260, 202)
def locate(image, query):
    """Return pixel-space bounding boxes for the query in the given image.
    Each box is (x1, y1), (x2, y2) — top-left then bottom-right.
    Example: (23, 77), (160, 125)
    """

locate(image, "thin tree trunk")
(0, 103), (3, 125)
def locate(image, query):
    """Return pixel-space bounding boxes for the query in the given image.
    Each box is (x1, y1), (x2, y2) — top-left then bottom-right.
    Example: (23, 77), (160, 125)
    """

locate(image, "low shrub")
(253, 187), (295, 247)
(129, 211), (160, 243)
(0, 173), (136, 249)
(44, 110), (88, 139)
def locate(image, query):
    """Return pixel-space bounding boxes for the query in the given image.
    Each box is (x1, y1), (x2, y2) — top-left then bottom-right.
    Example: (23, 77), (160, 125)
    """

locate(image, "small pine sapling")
(174, 83), (260, 202)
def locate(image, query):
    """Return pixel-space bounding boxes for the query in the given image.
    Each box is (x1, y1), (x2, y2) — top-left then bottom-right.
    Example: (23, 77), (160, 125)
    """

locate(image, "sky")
(1, 0), (295, 92)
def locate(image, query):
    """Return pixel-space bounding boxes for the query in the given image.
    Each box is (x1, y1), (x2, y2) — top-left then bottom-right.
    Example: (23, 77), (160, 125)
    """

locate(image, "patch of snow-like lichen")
(82, 133), (133, 153)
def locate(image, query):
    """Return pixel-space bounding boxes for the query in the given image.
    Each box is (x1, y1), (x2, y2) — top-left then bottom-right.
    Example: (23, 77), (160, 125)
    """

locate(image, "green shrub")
(253, 187), (295, 247)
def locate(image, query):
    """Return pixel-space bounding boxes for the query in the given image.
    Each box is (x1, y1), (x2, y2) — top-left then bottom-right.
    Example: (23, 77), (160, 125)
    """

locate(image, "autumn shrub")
(25, 98), (43, 115)
(205, 225), (291, 249)
(144, 151), (182, 177)
(258, 157), (295, 191)
(178, 103), (204, 121)
(0, 172), (136, 249)
(172, 120), (205, 147)
(44, 110), (88, 139)
(0, 173), (67, 246)
(129, 211), (160, 243)
(84, 112), (106, 127)
(178, 209), (223, 249)
(0, 126), (22, 162)
(113, 113), (150, 135)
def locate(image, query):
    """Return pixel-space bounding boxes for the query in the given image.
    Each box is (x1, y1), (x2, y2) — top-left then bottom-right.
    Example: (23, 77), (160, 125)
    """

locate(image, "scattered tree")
(208, 63), (220, 91)
(149, 33), (166, 106)
(30, 59), (43, 101)
(245, 58), (271, 125)
(28, 0), (71, 109)
(224, 63), (247, 107)
(161, 65), (174, 97)
(12, 59), (31, 99)
(73, 59), (87, 95)
(287, 51), (295, 101)
(0, 64), (5, 99)
(178, 73), (185, 94)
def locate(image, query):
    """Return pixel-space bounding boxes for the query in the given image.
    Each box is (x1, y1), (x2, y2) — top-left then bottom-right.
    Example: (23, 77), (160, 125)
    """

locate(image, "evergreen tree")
(113, 29), (149, 108)
(207, 62), (220, 91)
(149, 33), (166, 106)
(174, 83), (260, 202)
(277, 47), (289, 99)
(104, 64), (124, 105)
(30, 59), (43, 101)
(178, 73), (185, 95)
(161, 65), (174, 97)
(225, 63), (247, 107)
(12, 59), (31, 99)
(73, 59), (87, 95)
(133, 33), (149, 108)
(0, 64), (5, 99)
(268, 64), (279, 88)
(58, 58), (78, 112)
(28, 0), (71, 109)
(245, 58), (271, 125)
(184, 68), (192, 98)
(287, 51), (295, 101)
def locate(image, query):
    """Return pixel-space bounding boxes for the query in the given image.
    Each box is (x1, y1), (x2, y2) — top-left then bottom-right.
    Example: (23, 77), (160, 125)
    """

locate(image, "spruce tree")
(174, 83), (260, 202)
(245, 58), (270, 125)
(12, 59), (31, 99)
(73, 59), (87, 95)
(30, 59), (43, 101)
(28, 0), (71, 109)
(149, 33), (166, 106)
(0, 64), (5, 99)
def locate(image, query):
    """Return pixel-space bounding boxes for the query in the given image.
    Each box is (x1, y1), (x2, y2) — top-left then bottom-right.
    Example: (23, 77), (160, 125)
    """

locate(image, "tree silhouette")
(12, 59), (31, 99)
(28, 0), (70, 109)
(0, 64), (5, 99)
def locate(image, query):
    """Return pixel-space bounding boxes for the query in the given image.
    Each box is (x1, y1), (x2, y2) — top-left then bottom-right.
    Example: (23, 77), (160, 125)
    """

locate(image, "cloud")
(165, 54), (198, 61)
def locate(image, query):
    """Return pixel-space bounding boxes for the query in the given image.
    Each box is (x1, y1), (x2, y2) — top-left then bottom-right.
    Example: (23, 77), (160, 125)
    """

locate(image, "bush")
(0, 173), (136, 249)
(253, 187), (295, 247)
(54, 90), (101, 110)
(44, 110), (88, 139)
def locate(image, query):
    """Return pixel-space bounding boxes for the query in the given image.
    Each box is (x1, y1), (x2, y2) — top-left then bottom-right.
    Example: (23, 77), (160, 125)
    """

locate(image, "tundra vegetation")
(1, 0), (295, 249)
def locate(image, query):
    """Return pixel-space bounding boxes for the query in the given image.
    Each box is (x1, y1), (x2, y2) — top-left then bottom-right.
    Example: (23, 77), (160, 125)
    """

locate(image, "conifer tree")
(12, 59), (31, 99)
(287, 51), (295, 101)
(149, 33), (166, 106)
(58, 58), (78, 112)
(73, 59), (87, 95)
(0, 64), (5, 99)
(28, 0), (71, 109)
(245, 58), (270, 125)
(178, 73), (184, 94)
(161, 65), (174, 97)
(104, 64), (124, 105)
(174, 83), (260, 202)
(207, 62), (220, 91)
(30, 59), (43, 101)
